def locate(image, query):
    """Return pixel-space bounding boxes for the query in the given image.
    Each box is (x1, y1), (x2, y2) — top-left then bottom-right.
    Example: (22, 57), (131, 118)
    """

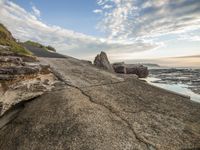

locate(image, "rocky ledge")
(0, 49), (58, 117)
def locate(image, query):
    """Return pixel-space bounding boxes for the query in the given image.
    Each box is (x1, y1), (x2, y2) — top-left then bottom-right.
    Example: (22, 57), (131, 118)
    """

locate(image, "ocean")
(144, 67), (200, 103)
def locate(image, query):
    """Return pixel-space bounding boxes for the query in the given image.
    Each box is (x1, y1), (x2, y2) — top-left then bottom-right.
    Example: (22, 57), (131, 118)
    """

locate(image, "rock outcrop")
(0, 56), (200, 150)
(113, 62), (149, 78)
(0, 25), (200, 150)
(0, 49), (58, 117)
(94, 51), (114, 72)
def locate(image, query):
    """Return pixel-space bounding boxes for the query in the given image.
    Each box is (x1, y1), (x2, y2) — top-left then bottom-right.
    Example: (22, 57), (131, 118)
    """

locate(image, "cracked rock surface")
(0, 56), (200, 150)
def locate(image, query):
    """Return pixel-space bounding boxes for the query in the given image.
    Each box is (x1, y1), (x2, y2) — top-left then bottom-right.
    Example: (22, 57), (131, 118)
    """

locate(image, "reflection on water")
(145, 77), (200, 103)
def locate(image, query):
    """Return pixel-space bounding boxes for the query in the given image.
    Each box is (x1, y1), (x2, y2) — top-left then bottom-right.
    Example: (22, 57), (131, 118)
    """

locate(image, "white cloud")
(96, 0), (200, 41)
(178, 30), (200, 42)
(103, 5), (112, 9)
(31, 5), (40, 17)
(93, 9), (102, 14)
(0, 0), (160, 61)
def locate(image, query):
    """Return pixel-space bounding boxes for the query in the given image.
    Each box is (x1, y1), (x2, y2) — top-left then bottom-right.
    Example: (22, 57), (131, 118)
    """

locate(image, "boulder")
(126, 65), (149, 78)
(112, 62), (126, 74)
(112, 63), (149, 78)
(94, 51), (114, 72)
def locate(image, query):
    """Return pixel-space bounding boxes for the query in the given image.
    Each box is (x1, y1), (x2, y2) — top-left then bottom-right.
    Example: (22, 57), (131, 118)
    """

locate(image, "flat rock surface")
(0, 55), (200, 149)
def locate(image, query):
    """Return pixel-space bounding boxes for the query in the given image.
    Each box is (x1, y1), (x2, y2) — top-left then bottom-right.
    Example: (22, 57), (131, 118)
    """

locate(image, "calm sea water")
(145, 77), (200, 103)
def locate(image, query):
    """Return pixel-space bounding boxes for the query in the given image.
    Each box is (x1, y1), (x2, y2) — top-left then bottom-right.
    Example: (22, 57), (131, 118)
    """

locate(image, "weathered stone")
(94, 51), (114, 72)
(0, 53), (57, 117)
(126, 65), (149, 78)
(112, 63), (149, 78)
(112, 62), (126, 74)
(0, 66), (40, 75)
(0, 56), (22, 63)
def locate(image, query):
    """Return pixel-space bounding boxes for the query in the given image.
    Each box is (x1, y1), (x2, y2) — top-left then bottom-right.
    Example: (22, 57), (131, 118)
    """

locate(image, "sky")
(0, 0), (200, 66)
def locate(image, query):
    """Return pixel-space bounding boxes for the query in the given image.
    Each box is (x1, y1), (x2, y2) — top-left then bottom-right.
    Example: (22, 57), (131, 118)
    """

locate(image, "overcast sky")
(0, 0), (200, 62)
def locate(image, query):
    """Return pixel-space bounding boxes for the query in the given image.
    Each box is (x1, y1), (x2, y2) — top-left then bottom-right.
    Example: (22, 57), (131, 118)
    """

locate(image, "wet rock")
(94, 51), (114, 72)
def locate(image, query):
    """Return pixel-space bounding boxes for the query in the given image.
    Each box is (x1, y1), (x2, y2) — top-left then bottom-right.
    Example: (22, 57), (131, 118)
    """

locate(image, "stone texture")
(94, 51), (114, 72)
(0, 50), (200, 149)
(0, 54), (58, 117)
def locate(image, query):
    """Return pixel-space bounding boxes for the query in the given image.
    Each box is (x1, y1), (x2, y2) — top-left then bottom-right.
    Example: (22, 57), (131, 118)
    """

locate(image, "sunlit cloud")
(96, 0), (200, 40)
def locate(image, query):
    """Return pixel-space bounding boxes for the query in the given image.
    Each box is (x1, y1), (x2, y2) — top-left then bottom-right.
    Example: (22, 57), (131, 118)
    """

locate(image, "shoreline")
(143, 77), (200, 103)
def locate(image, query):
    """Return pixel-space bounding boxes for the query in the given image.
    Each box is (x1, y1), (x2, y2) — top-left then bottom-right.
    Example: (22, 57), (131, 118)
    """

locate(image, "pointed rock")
(94, 51), (114, 72)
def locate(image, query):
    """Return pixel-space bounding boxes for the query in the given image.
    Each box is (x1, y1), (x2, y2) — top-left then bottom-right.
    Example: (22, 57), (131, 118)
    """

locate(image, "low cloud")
(0, 0), (160, 60)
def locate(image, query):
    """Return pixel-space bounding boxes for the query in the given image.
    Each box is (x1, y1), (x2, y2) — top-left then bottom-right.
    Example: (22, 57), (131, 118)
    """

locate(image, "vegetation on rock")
(0, 23), (31, 55)
(24, 40), (56, 52)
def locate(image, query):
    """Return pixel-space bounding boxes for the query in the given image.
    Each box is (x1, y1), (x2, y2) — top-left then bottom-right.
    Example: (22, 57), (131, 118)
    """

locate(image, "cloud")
(93, 9), (102, 14)
(96, 0), (200, 40)
(31, 5), (40, 17)
(0, 0), (160, 61)
(178, 30), (200, 42)
(102, 5), (112, 9)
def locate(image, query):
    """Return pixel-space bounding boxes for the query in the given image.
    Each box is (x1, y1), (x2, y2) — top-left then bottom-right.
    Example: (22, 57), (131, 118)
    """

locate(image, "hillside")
(0, 24), (31, 55)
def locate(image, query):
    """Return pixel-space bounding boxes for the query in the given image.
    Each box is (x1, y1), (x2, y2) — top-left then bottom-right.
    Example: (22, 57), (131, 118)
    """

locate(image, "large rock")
(126, 65), (149, 78)
(113, 63), (149, 78)
(112, 62), (126, 74)
(94, 51), (114, 72)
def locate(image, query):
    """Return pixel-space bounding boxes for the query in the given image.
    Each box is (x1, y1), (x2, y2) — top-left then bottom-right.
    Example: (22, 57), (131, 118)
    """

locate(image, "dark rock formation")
(113, 62), (149, 78)
(126, 65), (149, 78)
(94, 51), (114, 72)
(112, 62), (126, 74)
